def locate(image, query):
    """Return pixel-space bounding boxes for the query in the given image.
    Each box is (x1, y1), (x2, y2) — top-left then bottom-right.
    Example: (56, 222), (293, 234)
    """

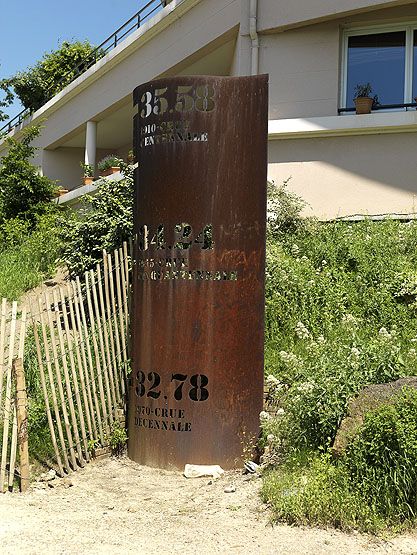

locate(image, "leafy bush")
(61, 163), (134, 276)
(106, 420), (128, 456)
(267, 179), (308, 239)
(1, 41), (101, 113)
(262, 453), (382, 532)
(263, 388), (417, 532)
(344, 387), (417, 524)
(0, 125), (58, 223)
(80, 162), (94, 177)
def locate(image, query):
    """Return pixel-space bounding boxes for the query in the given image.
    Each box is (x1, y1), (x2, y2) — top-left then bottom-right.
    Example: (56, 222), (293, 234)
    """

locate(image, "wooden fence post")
(13, 358), (29, 492)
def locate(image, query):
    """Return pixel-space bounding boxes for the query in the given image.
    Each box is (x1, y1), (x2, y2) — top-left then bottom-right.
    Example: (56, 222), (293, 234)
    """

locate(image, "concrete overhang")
(254, 0), (417, 33)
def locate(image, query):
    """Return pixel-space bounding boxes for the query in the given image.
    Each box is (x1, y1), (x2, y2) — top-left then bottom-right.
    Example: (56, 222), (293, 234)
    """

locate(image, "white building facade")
(2, 0), (417, 219)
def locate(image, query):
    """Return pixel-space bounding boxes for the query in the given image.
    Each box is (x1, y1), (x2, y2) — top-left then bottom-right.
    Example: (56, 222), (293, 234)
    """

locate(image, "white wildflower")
(321, 259), (328, 266)
(259, 411), (271, 423)
(351, 347), (361, 358)
(291, 244), (300, 256)
(266, 375), (280, 387)
(267, 434), (276, 443)
(279, 351), (299, 366)
(409, 348), (416, 356)
(276, 408), (285, 416)
(295, 321), (310, 340)
(297, 382), (315, 393)
(317, 335), (326, 344)
(342, 314), (357, 325)
(379, 327), (392, 340)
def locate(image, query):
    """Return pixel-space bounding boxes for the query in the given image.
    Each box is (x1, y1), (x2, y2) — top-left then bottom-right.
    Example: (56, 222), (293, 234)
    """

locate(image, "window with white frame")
(341, 25), (417, 111)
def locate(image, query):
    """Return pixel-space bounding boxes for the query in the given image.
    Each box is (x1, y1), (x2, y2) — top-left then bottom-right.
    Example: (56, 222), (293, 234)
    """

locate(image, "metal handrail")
(1, 0), (166, 135)
(339, 102), (417, 113)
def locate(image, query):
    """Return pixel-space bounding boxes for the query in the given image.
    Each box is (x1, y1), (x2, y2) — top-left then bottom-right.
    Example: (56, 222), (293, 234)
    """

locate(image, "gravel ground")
(0, 457), (416, 555)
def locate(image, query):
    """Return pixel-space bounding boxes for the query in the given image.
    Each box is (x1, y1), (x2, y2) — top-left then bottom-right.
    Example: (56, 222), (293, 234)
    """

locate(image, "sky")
(0, 0), (152, 119)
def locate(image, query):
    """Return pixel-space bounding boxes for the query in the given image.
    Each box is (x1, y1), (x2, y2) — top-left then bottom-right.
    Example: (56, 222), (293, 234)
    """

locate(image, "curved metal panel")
(129, 75), (268, 469)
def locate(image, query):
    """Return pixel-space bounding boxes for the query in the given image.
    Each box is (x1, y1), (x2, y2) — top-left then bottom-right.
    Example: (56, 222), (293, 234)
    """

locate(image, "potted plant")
(353, 83), (377, 115)
(53, 186), (69, 197)
(97, 155), (123, 177)
(80, 162), (94, 185)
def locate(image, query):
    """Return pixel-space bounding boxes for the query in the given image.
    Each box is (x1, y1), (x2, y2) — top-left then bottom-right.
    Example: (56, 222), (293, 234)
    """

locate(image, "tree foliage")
(0, 41), (100, 113)
(0, 125), (58, 222)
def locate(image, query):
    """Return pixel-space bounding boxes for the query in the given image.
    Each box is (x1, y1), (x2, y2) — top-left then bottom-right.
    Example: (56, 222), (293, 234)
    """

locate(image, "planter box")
(54, 188), (69, 198)
(100, 166), (120, 177)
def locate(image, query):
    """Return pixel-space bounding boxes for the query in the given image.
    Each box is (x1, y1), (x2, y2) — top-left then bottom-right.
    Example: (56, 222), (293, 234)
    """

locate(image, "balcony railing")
(339, 102), (417, 114)
(1, 0), (167, 135)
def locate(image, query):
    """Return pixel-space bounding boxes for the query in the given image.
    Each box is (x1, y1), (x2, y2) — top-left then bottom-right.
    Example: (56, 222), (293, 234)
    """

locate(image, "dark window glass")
(346, 31), (405, 108)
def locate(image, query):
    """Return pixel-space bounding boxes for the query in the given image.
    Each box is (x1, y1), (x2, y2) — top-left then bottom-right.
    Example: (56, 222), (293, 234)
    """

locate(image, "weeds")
(263, 184), (417, 532)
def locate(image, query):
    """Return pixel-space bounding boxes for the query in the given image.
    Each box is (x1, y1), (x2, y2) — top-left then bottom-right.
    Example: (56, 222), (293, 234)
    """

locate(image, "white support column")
(84, 121), (97, 168)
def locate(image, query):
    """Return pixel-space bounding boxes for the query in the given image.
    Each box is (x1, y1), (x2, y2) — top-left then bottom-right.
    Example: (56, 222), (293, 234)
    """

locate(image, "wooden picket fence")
(0, 241), (131, 492)
(0, 301), (28, 492)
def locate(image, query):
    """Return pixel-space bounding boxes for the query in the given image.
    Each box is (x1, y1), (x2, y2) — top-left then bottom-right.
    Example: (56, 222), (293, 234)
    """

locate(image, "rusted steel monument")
(128, 75), (268, 469)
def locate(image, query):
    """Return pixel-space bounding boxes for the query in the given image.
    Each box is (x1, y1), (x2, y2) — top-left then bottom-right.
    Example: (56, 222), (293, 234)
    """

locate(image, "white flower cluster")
(349, 346), (361, 367)
(350, 346), (361, 358)
(342, 313), (357, 326)
(266, 374), (280, 387)
(379, 327), (394, 340)
(279, 350), (299, 366)
(259, 411), (271, 423)
(297, 382), (315, 393)
(295, 321), (310, 340)
(291, 244), (300, 256)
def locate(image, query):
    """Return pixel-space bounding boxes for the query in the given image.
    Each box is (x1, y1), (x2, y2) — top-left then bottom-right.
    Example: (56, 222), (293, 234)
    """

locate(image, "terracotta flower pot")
(83, 176), (94, 185)
(54, 188), (69, 198)
(354, 97), (373, 115)
(100, 166), (120, 177)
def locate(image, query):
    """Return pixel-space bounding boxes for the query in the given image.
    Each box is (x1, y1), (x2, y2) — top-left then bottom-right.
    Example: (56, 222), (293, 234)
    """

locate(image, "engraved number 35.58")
(140, 84), (215, 118)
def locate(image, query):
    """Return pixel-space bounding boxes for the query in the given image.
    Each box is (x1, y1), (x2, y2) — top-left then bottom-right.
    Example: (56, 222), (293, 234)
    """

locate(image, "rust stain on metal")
(129, 75), (268, 469)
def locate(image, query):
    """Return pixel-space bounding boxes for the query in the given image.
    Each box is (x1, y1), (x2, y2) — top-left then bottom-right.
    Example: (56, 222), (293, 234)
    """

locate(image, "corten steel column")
(129, 75), (268, 469)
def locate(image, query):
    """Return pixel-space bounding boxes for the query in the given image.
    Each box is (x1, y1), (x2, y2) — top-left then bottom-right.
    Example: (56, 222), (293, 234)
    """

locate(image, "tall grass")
(263, 184), (417, 532)
(0, 214), (63, 300)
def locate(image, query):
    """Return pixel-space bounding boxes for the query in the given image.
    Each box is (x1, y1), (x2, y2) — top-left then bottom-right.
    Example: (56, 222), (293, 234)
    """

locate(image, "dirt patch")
(0, 457), (416, 554)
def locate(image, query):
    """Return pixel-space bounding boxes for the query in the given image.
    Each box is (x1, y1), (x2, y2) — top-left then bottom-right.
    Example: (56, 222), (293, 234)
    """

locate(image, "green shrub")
(106, 420), (128, 456)
(61, 163), (134, 276)
(267, 179), (308, 239)
(262, 453), (383, 532)
(262, 388), (417, 533)
(262, 205), (417, 532)
(343, 387), (417, 524)
(0, 125), (58, 223)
